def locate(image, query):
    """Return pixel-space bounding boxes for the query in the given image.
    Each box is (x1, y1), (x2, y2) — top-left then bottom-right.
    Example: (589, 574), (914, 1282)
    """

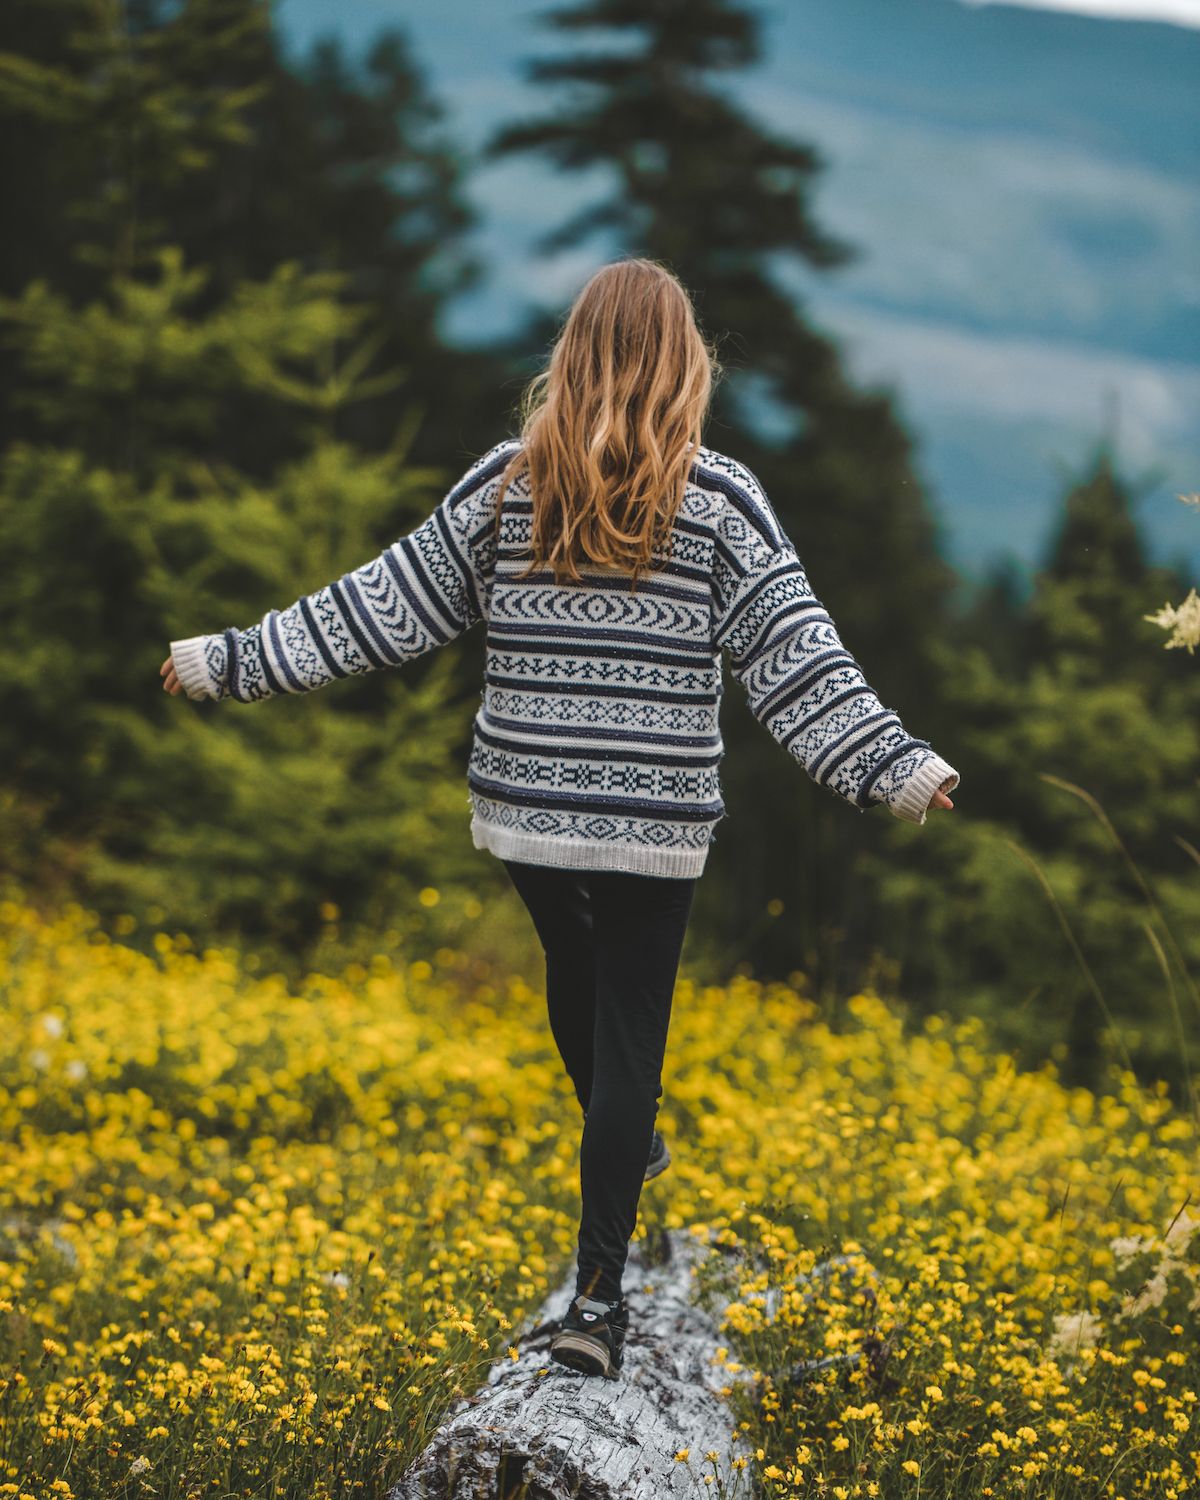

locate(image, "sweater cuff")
(170, 635), (222, 702)
(889, 751), (960, 825)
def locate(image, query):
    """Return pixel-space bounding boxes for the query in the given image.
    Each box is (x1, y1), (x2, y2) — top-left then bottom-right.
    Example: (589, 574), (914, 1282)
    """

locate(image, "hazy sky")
(962, 0), (1200, 21)
(274, 0), (1199, 589)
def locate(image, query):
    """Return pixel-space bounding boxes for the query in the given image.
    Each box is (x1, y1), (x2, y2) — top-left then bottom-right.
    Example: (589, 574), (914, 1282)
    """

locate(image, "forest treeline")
(0, 0), (1195, 1100)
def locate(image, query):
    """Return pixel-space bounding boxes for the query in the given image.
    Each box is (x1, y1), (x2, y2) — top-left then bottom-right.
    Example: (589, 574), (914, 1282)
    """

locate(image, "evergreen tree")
(0, 249), (490, 957)
(862, 446), (1199, 1098)
(0, 1), (511, 961)
(956, 555), (1028, 676)
(492, 0), (961, 997)
(0, 0), (503, 475)
(163, 17), (497, 470)
(1024, 440), (1180, 681)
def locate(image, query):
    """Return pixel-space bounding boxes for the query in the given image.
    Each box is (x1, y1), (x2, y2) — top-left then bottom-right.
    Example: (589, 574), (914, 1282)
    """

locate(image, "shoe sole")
(644, 1140), (672, 1182)
(551, 1331), (621, 1379)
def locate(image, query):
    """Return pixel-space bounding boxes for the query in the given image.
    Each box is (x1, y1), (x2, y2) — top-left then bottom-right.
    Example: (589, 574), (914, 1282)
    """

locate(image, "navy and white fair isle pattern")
(170, 440), (960, 878)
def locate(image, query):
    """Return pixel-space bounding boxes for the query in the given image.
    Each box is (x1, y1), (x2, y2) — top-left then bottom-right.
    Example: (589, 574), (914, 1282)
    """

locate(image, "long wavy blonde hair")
(498, 258), (718, 590)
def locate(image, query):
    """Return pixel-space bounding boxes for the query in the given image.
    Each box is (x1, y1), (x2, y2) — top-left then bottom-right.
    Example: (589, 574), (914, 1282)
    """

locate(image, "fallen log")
(390, 1225), (757, 1500)
(391, 1227), (899, 1500)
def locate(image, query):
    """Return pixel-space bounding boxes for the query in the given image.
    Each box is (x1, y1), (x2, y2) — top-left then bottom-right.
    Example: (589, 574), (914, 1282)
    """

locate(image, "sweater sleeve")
(711, 479), (960, 825)
(169, 441), (519, 704)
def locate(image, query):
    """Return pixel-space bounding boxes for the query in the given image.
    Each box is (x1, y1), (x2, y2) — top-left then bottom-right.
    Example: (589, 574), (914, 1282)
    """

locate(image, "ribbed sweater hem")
(470, 816), (710, 880)
(889, 752), (961, 825)
(169, 635), (216, 701)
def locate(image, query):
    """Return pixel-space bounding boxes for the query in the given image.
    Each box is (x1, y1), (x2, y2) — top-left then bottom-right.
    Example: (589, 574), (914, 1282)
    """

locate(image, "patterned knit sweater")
(170, 440), (960, 878)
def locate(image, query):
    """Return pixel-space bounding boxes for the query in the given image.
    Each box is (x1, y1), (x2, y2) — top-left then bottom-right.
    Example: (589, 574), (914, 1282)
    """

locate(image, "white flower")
(1109, 1234), (1148, 1267)
(65, 1059), (88, 1083)
(1123, 1269), (1169, 1318)
(39, 1014), (64, 1039)
(1047, 1308), (1104, 1360)
(1164, 1207), (1199, 1251)
(1143, 588), (1200, 654)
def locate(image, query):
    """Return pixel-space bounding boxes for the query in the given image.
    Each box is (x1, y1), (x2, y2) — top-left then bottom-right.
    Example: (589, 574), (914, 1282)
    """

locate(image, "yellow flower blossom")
(0, 894), (1191, 1497)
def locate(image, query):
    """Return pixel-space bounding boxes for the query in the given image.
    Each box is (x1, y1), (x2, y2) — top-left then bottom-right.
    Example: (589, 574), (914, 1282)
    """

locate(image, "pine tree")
(1024, 441), (1182, 681)
(0, 1), (505, 959)
(863, 445), (1199, 1097)
(492, 0), (961, 996)
(0, 0), (501, 475)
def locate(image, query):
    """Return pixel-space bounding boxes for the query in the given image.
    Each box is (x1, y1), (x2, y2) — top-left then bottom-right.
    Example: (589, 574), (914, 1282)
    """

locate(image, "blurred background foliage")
(0, 0), (1195, 1105)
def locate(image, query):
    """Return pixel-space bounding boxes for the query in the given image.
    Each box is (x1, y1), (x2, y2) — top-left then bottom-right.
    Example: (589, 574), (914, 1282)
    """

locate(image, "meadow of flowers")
(0, 893), (1195, 1499)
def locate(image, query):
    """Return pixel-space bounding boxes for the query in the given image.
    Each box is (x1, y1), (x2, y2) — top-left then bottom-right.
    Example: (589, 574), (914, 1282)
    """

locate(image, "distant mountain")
(277, 0), (1199, 587)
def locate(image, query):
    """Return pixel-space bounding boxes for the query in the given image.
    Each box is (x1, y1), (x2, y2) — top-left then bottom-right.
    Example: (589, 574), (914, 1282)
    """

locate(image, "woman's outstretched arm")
(711, 471), (960, 825)
(163, 441), (519, 703)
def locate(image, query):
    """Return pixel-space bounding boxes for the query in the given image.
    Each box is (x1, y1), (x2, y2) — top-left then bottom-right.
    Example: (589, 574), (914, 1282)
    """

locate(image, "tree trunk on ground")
(391, 1227), (896, 1500)
(390, 1225), (758, 1500)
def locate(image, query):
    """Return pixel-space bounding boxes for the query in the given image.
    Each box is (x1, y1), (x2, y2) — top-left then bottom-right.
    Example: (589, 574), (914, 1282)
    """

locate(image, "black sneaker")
(644, 1129), (671, 1182)
(550, 1293), (629, 1379)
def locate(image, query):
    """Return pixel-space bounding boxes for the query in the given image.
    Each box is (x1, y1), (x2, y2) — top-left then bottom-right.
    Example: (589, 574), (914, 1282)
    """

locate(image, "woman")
(162, 257), (959, 1381)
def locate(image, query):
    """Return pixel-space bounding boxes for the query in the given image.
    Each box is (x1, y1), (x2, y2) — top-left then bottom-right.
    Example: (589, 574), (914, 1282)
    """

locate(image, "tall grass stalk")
(1141, 919), (1199, 1138)
(1040, 773), (1200, 1023)
(1175, 834), (1200, 871)
(1002, 836), (1136, 1079)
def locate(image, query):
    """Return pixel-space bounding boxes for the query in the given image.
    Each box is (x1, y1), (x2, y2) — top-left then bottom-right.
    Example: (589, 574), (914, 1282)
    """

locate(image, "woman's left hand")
(160, 654), (184, 696)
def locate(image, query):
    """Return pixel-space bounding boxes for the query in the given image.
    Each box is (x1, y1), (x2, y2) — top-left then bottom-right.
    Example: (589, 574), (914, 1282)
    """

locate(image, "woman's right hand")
(929, 782), (955, 813)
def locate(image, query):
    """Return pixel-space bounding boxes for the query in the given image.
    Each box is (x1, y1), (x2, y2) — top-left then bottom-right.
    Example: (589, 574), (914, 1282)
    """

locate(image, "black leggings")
(502, 858), (697, 1303)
